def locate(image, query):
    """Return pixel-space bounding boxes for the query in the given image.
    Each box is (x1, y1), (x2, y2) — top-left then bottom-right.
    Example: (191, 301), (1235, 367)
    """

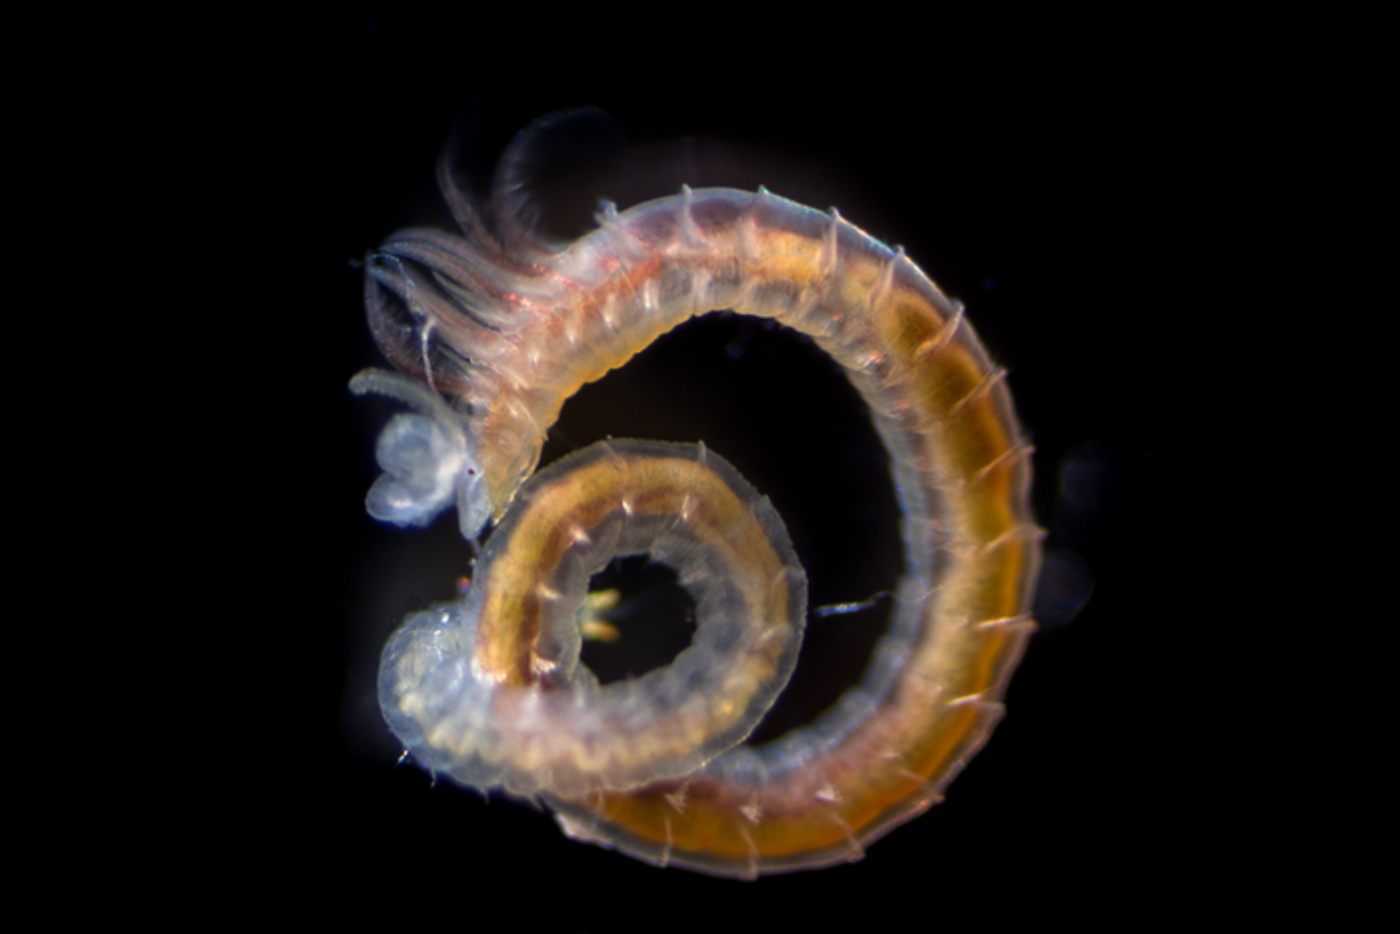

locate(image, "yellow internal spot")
(577, 588), (623, 643)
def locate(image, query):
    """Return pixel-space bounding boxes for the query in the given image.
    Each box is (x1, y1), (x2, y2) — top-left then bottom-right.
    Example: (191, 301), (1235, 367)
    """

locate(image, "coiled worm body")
(355, 114), (1041, 878)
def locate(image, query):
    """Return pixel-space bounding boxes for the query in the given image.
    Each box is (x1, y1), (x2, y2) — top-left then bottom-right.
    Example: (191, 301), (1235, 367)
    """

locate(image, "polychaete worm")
(354, 111), (1041, 879)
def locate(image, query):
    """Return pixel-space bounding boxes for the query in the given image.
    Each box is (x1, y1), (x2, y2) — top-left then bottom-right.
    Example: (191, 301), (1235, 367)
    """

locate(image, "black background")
(214, 18), (1213, 924)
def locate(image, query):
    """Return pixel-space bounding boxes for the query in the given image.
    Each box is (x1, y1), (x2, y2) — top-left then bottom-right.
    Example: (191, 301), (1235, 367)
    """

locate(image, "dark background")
(221, 18), (1219, 923)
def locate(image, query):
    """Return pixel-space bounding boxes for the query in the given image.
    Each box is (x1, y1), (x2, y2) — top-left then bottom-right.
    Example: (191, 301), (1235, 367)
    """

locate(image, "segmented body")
(356, 123), (1040, 878)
